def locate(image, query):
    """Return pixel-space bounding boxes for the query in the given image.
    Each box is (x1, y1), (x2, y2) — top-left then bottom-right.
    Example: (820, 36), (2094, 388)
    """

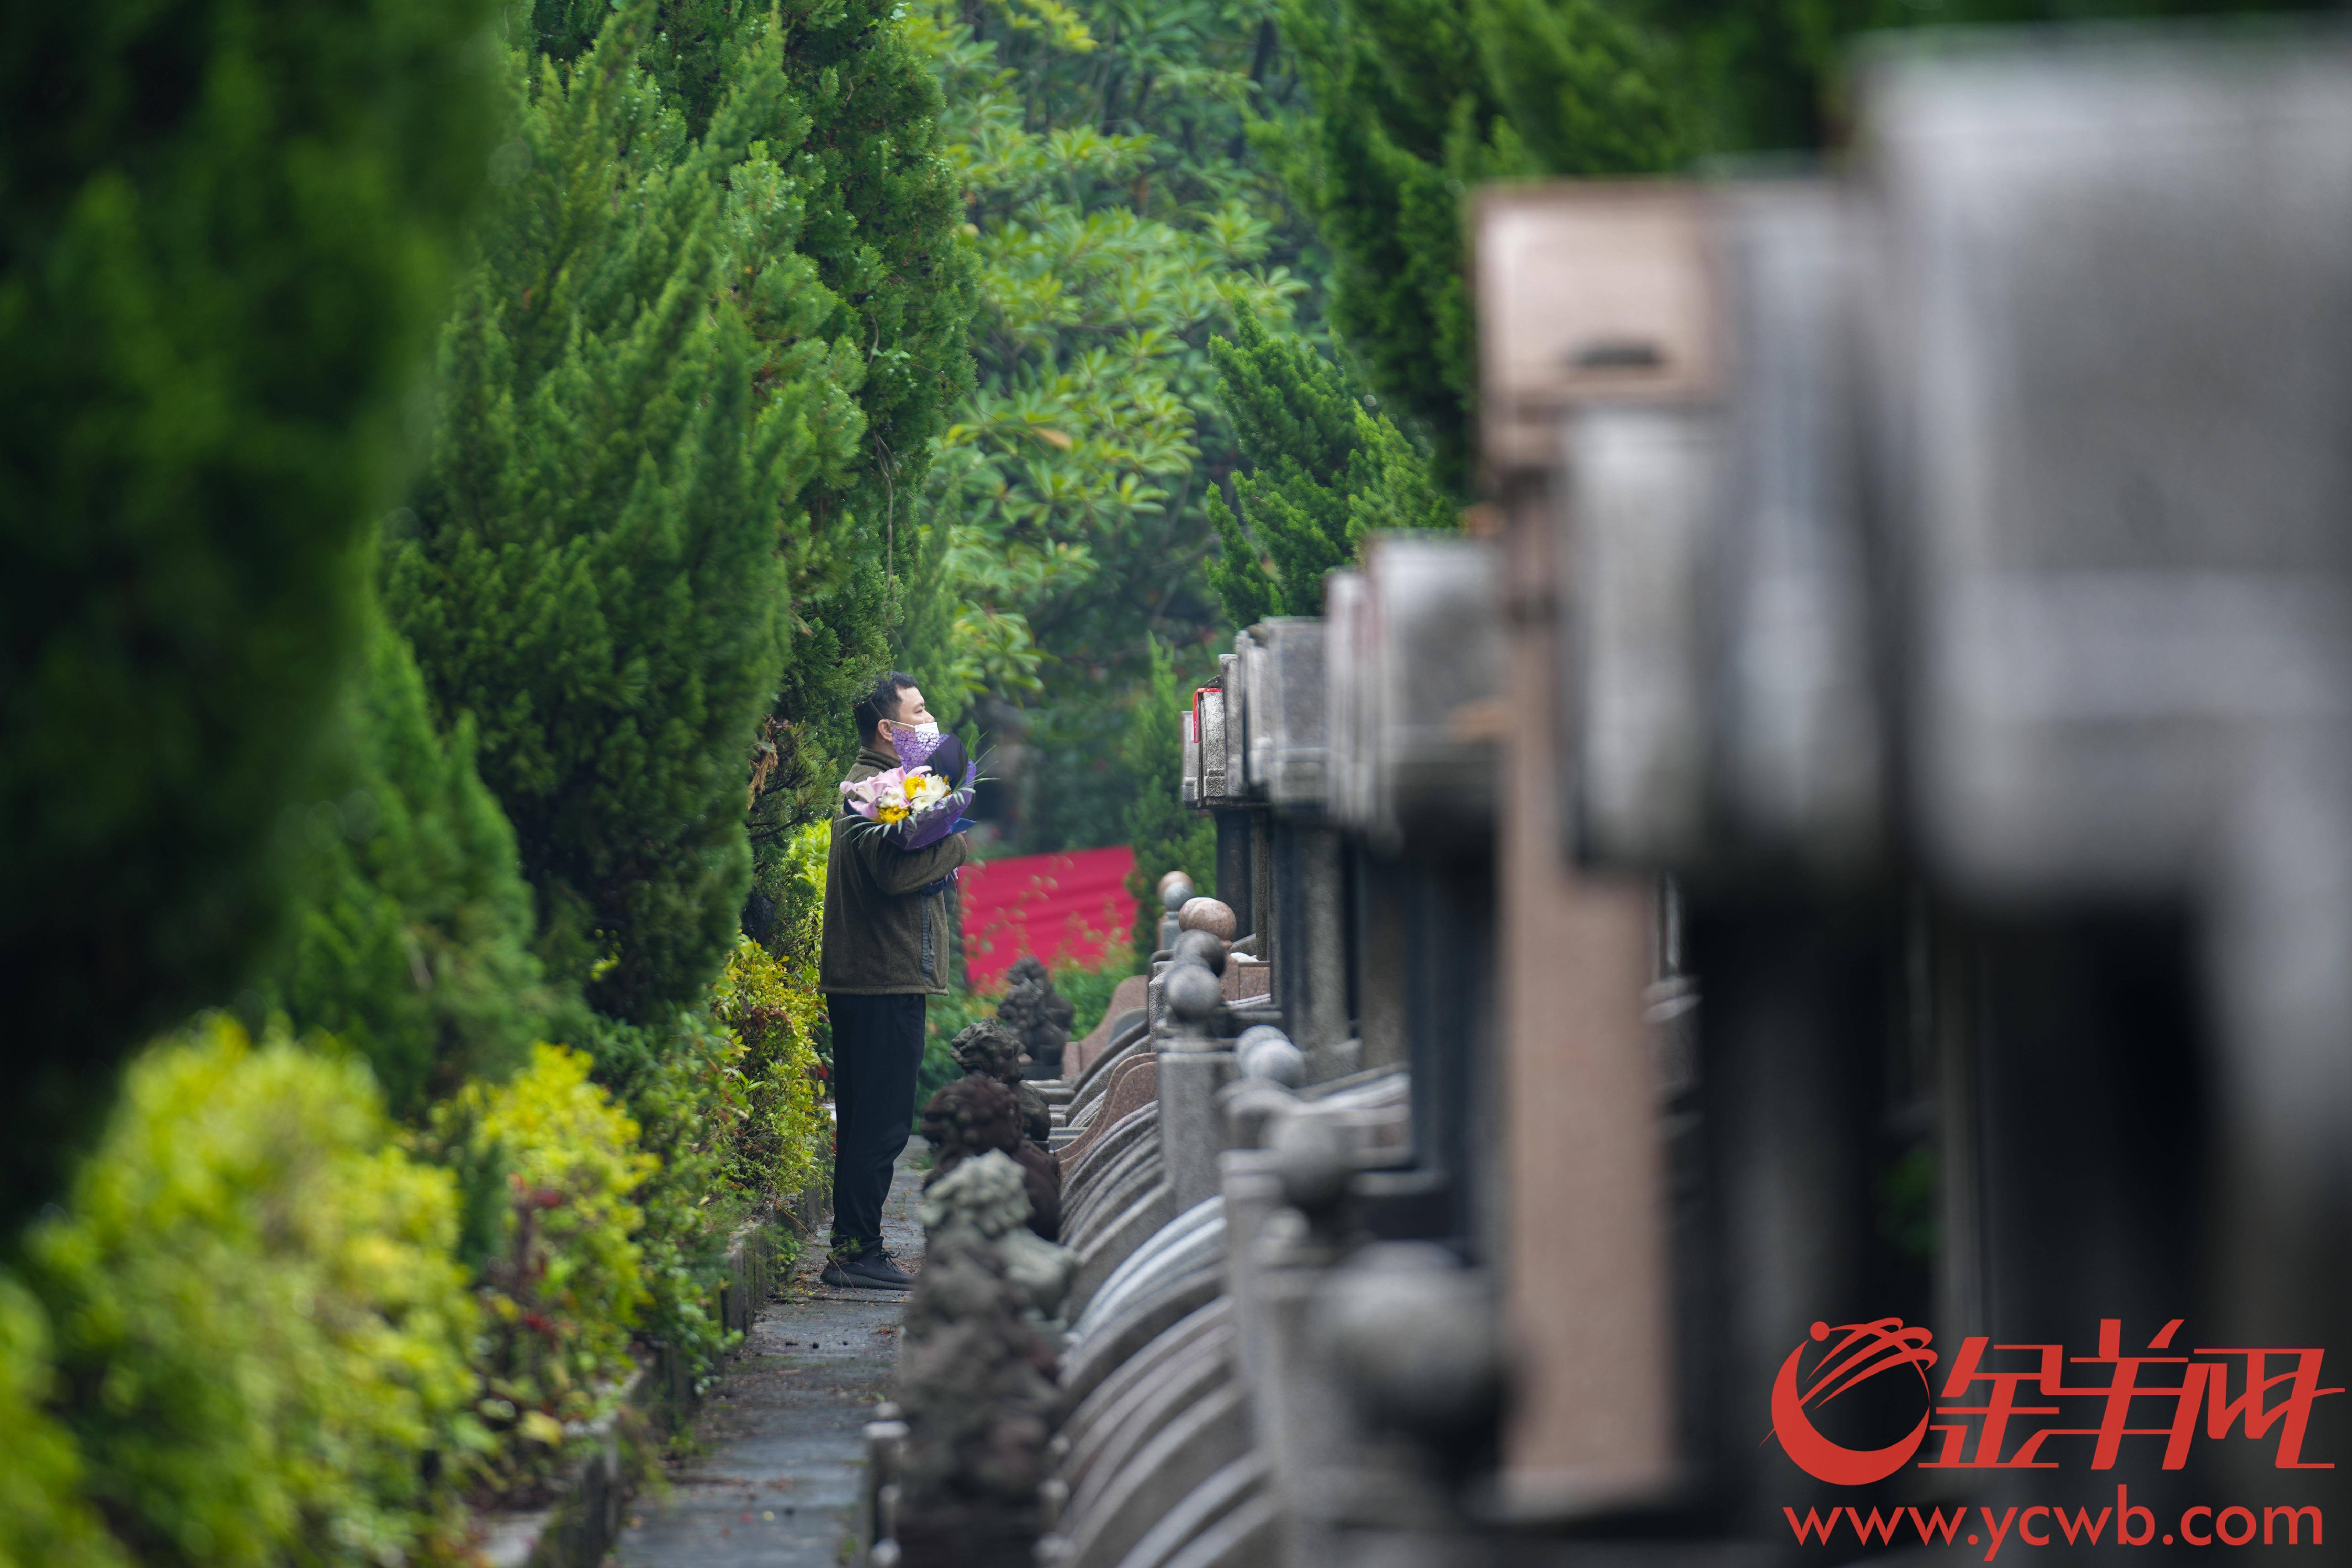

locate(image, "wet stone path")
(612, 1146), (926, 1568)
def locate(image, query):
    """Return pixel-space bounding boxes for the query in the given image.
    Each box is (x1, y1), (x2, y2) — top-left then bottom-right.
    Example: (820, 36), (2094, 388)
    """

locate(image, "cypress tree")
(0, 0), (498, 1226)
(528, 0), (978, 841)
(748, 0), (977, 865)
(1207, 307), (1454, 625)
(889, 513), (968, 731)
(257, 612), (553, 1119)
(1123, 638), (1219, 963)
(1265, 0), (1682, 490)
(388, 2), (852, 1025)
(1472, 0), (1689, 177)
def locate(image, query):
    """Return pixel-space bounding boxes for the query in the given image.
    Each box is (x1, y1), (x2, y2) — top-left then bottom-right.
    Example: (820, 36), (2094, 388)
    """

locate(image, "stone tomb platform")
(1067, 975), (1150, 1079)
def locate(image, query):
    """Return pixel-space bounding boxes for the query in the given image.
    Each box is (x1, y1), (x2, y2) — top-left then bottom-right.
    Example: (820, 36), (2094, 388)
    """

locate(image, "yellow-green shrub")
(0, 1279), (125, 1568)
(611, 871), (830, 1398)
(711, 935), (830, 1205)
(429, 1042), (654, 1495)
(23, 1019), (477, 1568)
(619, 1013), (753, 1394)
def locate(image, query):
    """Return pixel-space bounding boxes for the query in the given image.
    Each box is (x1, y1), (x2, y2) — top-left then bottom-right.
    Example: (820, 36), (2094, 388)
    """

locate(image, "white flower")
(902, 768), (951, 811)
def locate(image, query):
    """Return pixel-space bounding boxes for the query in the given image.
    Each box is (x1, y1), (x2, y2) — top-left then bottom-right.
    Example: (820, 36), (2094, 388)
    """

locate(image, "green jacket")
(819, 746), (971, 995)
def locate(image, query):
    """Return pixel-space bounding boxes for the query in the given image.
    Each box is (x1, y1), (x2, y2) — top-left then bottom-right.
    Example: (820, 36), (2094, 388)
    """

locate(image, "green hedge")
(425, 1043), (657, 1499)
(2, 981), (836, 1560)
(257, 611), (554, 1120)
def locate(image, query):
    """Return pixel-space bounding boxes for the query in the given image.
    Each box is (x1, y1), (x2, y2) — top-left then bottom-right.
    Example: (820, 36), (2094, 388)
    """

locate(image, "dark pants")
(826, 991), (928, 1259)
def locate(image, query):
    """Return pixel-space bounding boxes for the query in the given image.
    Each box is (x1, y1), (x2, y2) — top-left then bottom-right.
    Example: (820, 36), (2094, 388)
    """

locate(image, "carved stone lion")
(995, 956), (1075, 1081)
(919, 1076), (1060, 1239)
(920, 1149), (1075, 1328)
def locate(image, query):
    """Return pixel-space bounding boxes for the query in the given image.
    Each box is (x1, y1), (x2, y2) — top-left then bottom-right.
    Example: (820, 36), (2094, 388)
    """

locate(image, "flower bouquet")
(841, 765), (952, 825)
(840, 729), (979, 850)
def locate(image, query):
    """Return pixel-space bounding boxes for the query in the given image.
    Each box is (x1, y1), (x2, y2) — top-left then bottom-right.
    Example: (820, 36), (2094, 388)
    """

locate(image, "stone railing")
(875, 23), (2352, 1567)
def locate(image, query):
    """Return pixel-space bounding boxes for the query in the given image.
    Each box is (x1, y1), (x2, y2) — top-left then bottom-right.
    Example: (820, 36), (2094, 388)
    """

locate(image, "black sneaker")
(821, 1251), (914, 1290)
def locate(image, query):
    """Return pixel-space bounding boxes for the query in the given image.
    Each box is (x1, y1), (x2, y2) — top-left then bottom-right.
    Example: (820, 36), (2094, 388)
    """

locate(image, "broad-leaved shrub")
(711, 936), (830, 1207)
(23, 1020), (477, 1568)
(614, 1014), (750, 1398)
(430, 1043), (652, 1497)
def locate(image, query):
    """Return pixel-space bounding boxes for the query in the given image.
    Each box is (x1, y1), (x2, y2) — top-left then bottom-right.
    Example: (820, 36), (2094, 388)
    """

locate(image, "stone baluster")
(859, 1401), (907, 1563)
(1156, 940), (1233, 1216)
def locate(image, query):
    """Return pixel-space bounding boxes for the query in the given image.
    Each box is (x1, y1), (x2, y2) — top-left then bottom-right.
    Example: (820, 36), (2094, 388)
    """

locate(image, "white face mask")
(891, 719), (940, 740)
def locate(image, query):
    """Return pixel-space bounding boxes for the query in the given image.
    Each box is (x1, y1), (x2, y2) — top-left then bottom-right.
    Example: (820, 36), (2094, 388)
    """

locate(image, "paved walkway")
(612, 1148), (926, 1568)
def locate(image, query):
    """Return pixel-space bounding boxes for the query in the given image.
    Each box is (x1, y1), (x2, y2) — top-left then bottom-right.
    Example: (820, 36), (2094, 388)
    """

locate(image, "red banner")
(958, 845), (1135, 991)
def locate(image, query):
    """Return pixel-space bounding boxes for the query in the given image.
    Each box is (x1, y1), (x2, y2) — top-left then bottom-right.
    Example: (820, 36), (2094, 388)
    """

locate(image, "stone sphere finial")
(1177, 896), (1237, 941)
(1314, 1244), (1505, 1441)
(1237, 1026), (1304, 1087)
(1157, 869), (1195, 901)
(1270, 1111), (1350, 1213)
(1163, 961), (1223, 1026)
(1170, 927), (1226, 976)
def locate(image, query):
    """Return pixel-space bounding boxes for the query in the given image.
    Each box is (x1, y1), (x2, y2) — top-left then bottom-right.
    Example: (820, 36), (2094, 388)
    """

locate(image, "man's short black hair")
(853, 670), (918, 742)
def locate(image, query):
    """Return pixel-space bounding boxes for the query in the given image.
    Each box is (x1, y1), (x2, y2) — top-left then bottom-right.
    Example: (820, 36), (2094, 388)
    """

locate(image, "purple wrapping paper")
(890, 730), (978, 851)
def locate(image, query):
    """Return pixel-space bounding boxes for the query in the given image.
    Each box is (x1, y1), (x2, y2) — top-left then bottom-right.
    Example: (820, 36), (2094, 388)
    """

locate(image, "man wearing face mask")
(817, 670), (971, 1289)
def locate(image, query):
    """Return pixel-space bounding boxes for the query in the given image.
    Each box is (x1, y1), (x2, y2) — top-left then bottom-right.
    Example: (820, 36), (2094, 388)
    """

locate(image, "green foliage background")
(897, 0), (1316, 853)
(1254, 0), (2335, 516)
(1261, 0), (1683, 494)
(1123, 638), (1218, 961)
